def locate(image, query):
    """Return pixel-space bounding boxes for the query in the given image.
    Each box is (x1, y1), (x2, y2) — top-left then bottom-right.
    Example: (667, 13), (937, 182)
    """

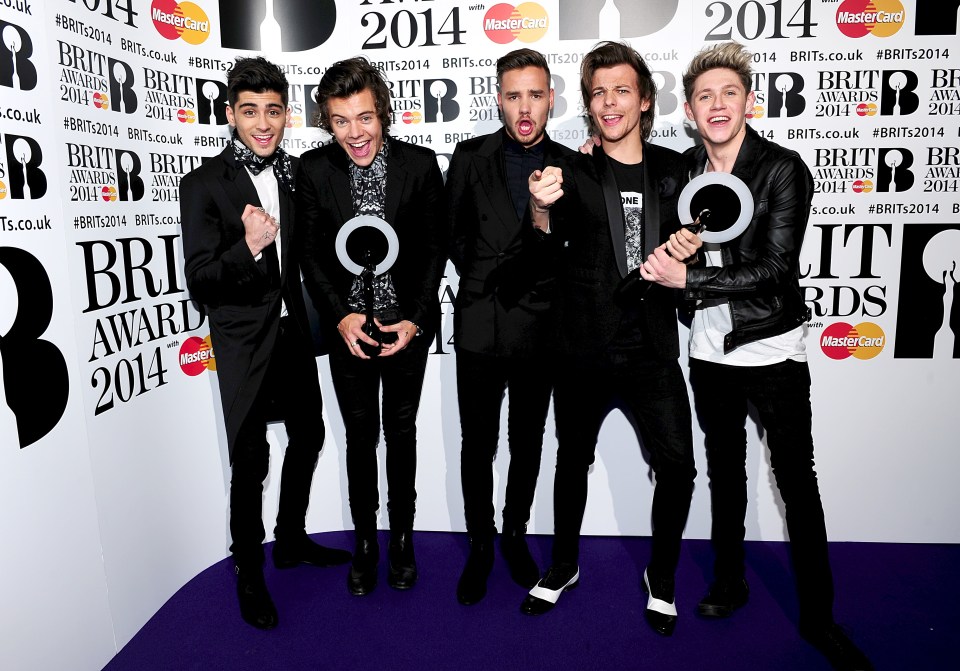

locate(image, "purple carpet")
(103, 533), (958, 670)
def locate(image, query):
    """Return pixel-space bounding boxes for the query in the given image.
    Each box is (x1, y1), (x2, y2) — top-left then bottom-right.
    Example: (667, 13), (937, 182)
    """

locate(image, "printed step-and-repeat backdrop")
(1, 1), (958, 667)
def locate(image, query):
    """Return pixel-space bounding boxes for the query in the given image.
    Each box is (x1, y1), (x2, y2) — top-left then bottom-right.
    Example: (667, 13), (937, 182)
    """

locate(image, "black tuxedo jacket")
(180, 147), (320, 455)
(447, 130), (574, 357)
(295, 137), (447, 342)
(549, 142), (686, 361)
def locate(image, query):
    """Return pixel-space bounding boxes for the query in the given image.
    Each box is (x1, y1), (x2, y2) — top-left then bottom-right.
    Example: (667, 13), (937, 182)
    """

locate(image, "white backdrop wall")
(1, 1), (958, 669)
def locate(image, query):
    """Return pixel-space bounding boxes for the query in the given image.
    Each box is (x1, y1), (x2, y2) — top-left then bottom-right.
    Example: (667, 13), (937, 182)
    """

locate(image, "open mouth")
(517, 119), (534, 136)
(349, 140), (371, 157)
(708, 115), (731, 124)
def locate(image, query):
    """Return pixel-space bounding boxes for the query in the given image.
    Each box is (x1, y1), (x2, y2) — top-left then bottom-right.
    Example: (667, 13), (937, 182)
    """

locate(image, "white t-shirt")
(688, 245), (805, 366)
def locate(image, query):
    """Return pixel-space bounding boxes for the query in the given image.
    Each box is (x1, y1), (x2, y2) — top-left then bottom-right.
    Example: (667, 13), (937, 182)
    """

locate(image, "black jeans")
(230, 316), (325, 565)
(456, 349), (553, 538)
(329, 339), (429, 534)
(689, 358), (834, 627)
(551, 355), (696, 579)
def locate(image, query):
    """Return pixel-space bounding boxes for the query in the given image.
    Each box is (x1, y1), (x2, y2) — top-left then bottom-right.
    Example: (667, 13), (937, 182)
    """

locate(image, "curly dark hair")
(315, 57), (392, 134)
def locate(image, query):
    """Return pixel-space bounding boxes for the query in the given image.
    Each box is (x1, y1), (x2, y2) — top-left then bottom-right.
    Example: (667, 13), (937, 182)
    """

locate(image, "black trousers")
(690, 358), (834, 627)
(456, 349), (553, 538)
(328, 339), (429, 534)
(229, 316), (325, 566)
(551, 355), (696, 580)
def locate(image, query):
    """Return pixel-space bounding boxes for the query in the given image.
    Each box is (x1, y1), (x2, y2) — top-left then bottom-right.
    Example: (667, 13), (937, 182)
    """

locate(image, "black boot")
(347, 533), (379, 596)
(235, 562), (277, 630)
(388, 530), (418, 590)
(273, 533), (352, 569)
(457, 536), (494, 605)
(501, 525), (539, 589)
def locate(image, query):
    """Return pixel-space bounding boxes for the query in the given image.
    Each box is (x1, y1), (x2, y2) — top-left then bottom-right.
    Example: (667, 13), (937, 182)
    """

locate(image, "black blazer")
(180, 147), (320, 454)
(447, 130), (574, 357)
(295, 137), (447, 342)
(549, 142), (686, 361)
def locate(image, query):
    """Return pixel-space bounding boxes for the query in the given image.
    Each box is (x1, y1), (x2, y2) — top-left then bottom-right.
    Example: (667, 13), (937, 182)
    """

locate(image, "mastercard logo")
(287, 116), (304, 128)
(820, 322), (885, 360)
(402, 110), (423, 124)
(0, 180), (7, 199)
(483, 3), (548, 44)
(177, 108), (196, 123)
(836, 0), (905, 39)
(101, 185), (117, 201)
(855, 102), (878, 116)
(93, 91), (110, 109)
(852, 179), (874, 193)
(747, 104), (765, 119)
(179, 335), (216, 375)
(152, 0), (211, 45)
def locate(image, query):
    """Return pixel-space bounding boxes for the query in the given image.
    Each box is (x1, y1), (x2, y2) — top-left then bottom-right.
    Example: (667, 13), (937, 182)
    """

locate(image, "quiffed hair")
(227, 56), (289, 107)
(682, 42), (753, 101)
(315, 57), (393, 134)
(496, 48), (551, 88)
(580, 41), (657, 140)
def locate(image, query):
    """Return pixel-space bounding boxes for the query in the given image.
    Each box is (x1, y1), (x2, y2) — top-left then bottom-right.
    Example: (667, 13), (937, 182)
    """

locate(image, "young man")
(520, 41), (700, 637)
(296, 57), (447, 596)
(640, 42), (873, 670)
(447, 48), (575, 605)
(181, 57), (350, 630)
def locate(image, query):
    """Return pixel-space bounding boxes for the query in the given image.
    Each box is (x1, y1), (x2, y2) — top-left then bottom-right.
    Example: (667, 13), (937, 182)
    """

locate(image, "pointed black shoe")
(235, 565), (278, 630)
(800, 623), (874, 671)
(520, 563), (579, 615)
(273, 534), (352, 569)
(642, 569), (678, 636)
(501, 527), (539, 589)
(697, 577), (749, 618)
(347, 535), (379, 596)
(457, 537), (494, 605)
(388, 530), (418, 590)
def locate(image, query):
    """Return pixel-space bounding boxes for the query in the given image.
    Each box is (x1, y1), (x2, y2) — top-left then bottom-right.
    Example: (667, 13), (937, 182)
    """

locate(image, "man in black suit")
(296, 58), (447, 596)
(447, 48), (574, 605)
(519, 42), (700, 637)
(181, 57), (350, 630)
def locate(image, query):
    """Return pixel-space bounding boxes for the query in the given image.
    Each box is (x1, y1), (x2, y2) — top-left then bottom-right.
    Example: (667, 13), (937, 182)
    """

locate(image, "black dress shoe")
(347, 536), (379, 596)
(520, 563), (579, 615)
(235, 565), (278, 630)
(388, 530), (418, 590)
(800, 623), (874, 671)
(697, 577), (749, 618)
(501, 527), (540, 589)
(642, 569), (678, 636)
(457, 537), (494, 605)
(273, 535), (352, 569)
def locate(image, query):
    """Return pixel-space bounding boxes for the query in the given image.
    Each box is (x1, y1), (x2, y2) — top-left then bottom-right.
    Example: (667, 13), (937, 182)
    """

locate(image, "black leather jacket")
(683, 125), (813, 353)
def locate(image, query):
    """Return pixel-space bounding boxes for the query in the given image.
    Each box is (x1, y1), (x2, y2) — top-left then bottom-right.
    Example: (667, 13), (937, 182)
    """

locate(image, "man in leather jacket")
(640, 42), (873, 671)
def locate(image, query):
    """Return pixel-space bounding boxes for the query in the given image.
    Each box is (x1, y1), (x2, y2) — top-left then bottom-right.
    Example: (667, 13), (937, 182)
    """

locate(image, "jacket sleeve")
(180, 170), (270, 308)
(684, 155), (812, 300)
(295, 158), (353, 325)
(446, 143), (471, 274)
(405, 155), (449, 331)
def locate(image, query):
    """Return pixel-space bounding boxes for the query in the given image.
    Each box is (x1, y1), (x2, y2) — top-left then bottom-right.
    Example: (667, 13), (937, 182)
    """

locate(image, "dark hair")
(496, 48), (551, 89)
(227, 56), (289, 107)
(315, 57), (392, 134)
(580, 41), (656, 140)
(683, 42), (753, 101)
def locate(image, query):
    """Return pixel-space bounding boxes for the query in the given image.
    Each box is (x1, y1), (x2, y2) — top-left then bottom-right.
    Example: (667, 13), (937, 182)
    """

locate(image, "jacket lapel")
(476, 132), (519, 235)
(592, 146), (628, 278)
(384, 138), (406, 225)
